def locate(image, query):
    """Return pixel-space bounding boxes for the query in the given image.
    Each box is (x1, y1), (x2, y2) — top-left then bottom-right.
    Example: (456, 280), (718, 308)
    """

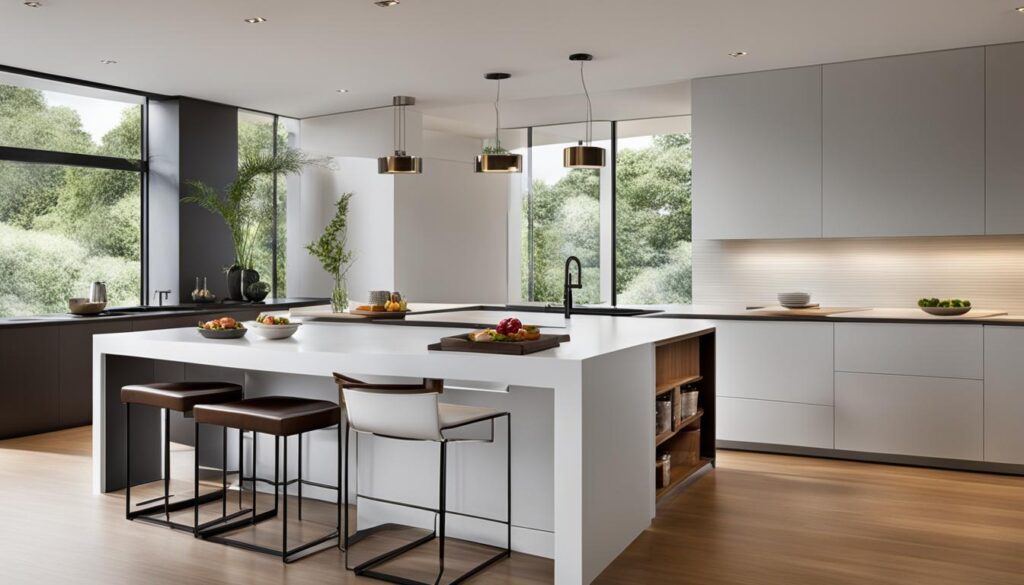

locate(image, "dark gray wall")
(178, 98), (238, 299)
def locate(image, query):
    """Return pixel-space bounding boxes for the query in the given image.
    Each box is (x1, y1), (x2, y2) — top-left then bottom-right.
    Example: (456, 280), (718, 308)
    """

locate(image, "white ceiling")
(1, 0), (1022, 120)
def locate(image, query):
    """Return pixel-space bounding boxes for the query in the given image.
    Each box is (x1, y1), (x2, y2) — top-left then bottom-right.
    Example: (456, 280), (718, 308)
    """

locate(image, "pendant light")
(563, 53), (605, 169)
(378, 95), (422, 174)
(475, 73), (522, 173)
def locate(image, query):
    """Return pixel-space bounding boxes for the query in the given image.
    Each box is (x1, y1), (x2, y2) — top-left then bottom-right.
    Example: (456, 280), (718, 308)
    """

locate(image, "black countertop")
(0, 298), (327, 329)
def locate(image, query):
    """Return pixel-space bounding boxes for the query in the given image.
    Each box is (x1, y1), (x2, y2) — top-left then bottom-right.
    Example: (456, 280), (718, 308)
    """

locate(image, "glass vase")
(331, 276), (348, 313)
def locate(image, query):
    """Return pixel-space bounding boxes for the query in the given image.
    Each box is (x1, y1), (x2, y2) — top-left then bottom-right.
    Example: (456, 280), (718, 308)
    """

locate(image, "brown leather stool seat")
(193, 397), (340, 436)
(121, 382), (244, 412)
(192, 396), (342, 563)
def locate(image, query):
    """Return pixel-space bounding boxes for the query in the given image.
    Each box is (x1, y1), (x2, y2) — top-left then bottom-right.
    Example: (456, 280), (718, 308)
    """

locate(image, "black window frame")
(0, 64), (152, 307)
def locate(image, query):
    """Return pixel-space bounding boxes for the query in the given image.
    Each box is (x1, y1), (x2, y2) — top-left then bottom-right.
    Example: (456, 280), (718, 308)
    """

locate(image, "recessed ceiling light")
(244, 16), (267, 23)
(374, 0), (399, 6)
(24, 1), (42, 7)
(336, 89), (350, 94)
(99, 59), (117, 65)
(1016, 6), (1024, 12)
(728, 51), (748, 58)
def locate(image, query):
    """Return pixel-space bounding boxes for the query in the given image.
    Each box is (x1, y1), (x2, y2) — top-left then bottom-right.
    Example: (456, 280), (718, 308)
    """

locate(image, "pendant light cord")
(494, 78), (502, 151)
(579, 60), (593, 145)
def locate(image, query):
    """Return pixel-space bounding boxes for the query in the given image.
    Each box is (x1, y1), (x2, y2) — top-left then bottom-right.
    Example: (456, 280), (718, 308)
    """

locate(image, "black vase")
(225, 265), (244, 301)
(240, 268), (260, 302)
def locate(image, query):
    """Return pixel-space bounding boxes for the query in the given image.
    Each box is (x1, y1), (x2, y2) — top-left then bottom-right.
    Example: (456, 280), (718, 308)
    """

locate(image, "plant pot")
(240, 269), (261, 302)
(225, 266), (244, 301)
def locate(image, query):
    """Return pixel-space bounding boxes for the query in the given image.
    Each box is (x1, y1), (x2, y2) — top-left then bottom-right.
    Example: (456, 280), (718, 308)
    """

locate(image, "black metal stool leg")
(298, 432), (303, 521)
(274, 435), (280, 514)
(193, 420), (200, 534)
(238, 428), (244, 508)
(283, 434), (289, 561)
(222, 425), (227, 518)
(125, 402), (131, 520)
(252, 432), (258, 523)
(436, 441), (447, 585)
(164, 408), (171, 524)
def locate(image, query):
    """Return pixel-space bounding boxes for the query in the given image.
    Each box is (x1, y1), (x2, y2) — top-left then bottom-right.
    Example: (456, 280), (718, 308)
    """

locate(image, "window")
(520, 122), (611, 305)
(615, 117), (692, 304)
(237, 110), (296, 297)
(0, 73), (144, 316)
(515, 116), (691, 306)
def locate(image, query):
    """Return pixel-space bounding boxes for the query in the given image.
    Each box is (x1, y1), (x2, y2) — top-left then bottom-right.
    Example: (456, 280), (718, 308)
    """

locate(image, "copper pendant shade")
(475, 153), (523, 173)
(379, 96), (422, 175)
(377, 154), (422, 174)
(563, 144), (605, 169)
(475, 73), (522, 173)
(564, 53), (606, 169)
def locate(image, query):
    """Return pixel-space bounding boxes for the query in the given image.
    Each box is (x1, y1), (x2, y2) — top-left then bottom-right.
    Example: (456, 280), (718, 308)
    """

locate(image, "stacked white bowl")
(778, 292), (812, 308)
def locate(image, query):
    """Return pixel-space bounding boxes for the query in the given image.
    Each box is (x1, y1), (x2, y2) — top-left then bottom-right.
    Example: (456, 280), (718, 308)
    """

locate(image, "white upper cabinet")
(822, 48), (985, 237)
(985, 43), (1024, 234)
(692, 66), (823, 240)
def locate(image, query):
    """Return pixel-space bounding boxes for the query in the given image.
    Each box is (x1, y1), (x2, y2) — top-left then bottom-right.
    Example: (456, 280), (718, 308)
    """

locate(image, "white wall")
(294, 109), (510, 304)
(394, 130), (508, 303)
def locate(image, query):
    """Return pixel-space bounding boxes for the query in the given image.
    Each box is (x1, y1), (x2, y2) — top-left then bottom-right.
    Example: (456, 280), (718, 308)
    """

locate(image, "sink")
(106, 305), (200, 314)
(504, 304), (662, 317)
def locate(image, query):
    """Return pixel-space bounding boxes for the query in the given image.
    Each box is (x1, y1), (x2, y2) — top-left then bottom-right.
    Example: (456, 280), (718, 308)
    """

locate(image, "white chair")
(334, 373), (511, 585)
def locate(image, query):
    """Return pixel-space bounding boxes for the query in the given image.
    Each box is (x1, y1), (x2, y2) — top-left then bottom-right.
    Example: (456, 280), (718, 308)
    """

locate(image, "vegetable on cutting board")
(468, 317), (542, 342)
(917, 298), (971, 308)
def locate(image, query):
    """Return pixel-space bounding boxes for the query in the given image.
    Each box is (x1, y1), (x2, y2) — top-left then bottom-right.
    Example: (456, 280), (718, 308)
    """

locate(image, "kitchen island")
(92, 310), (716, 585)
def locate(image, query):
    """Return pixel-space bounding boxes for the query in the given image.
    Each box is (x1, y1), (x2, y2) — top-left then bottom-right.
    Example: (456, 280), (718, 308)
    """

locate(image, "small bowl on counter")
(920, 306), (971, 316)
(250, 321), (301, 340)
(777, 292), (812, 308)
(68, 298), (106, 315)
(198, 327), (247, 339)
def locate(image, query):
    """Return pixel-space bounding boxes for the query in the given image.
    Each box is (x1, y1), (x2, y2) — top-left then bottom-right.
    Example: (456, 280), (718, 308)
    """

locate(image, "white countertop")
(94, 310), (714, 387)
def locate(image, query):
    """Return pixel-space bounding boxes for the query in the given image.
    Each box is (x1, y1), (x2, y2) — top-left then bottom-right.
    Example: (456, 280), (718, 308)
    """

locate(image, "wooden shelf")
(656, 457), (713, 500)
(655, 408), (704, 447)
(655, 374), (703, 396)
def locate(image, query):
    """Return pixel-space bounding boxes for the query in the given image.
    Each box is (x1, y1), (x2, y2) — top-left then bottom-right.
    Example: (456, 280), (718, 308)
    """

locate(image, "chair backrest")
(333, 373), (445, 441)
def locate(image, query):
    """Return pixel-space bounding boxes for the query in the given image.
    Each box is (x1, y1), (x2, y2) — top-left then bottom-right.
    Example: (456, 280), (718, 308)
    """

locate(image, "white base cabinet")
(983, 327), (1024, 464)
(835, 372), (983, 461)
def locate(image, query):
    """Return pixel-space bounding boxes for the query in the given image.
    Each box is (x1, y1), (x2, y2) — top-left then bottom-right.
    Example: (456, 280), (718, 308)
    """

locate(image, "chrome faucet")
(563, 256), (582, 318)
(154, 290), (171, 307)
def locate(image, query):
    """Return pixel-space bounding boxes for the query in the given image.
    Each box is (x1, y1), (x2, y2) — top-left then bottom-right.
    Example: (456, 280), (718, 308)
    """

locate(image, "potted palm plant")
(183, 146), (317, 301)
(306, 193), (354, 312)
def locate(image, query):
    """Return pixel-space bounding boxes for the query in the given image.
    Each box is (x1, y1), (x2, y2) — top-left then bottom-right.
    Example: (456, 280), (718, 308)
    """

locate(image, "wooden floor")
(2, 427), (1023, 584)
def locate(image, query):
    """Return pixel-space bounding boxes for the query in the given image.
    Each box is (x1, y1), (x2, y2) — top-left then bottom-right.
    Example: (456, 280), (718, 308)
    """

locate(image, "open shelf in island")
(654, 331), (716, 503)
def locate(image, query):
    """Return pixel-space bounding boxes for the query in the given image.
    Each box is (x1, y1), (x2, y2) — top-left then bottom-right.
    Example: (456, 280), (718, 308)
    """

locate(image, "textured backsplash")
(692, 236), (1024, 311)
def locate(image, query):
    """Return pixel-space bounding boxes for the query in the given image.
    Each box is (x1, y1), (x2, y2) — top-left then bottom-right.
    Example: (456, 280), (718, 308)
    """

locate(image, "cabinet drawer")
(835, 372), (982, 461)
(715, 321), (834, 405)
(717, 397), (834, 449)
(835, 323), (982, 379)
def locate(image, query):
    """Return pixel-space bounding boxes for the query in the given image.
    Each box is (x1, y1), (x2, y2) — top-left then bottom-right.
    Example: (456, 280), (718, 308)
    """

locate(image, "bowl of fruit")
(197, 317), (247, 339)
(917, 298), (972, 316)
(468, 317), (542, 343)
(250, 313), (300, 339)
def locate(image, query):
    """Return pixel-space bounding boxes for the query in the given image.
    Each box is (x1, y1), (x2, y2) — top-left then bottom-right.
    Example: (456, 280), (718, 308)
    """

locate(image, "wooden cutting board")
(748, 306), (866, 317)
(288, 306), (369, 321)
(429, 333), (570, 355)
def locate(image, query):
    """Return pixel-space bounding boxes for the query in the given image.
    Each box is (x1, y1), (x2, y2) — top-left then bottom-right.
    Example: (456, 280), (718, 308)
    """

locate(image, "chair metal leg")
(274, 435), (280, 514)
(506, 413), (512, 555)
(125, 403), (131, 520)
(298, 432), (303, 521)
(436, 440), (448, 585)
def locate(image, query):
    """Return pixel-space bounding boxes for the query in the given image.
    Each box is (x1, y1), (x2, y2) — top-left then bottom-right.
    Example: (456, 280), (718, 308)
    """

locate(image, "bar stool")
(192, 396), (342, 563)
(334, 373), (511, 585)
(121, 381), (244, 532)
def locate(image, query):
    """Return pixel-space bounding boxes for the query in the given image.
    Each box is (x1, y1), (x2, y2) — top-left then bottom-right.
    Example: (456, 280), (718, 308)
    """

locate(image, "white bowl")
(250, 322), (301, 340)
(778, 292), (811, 307)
